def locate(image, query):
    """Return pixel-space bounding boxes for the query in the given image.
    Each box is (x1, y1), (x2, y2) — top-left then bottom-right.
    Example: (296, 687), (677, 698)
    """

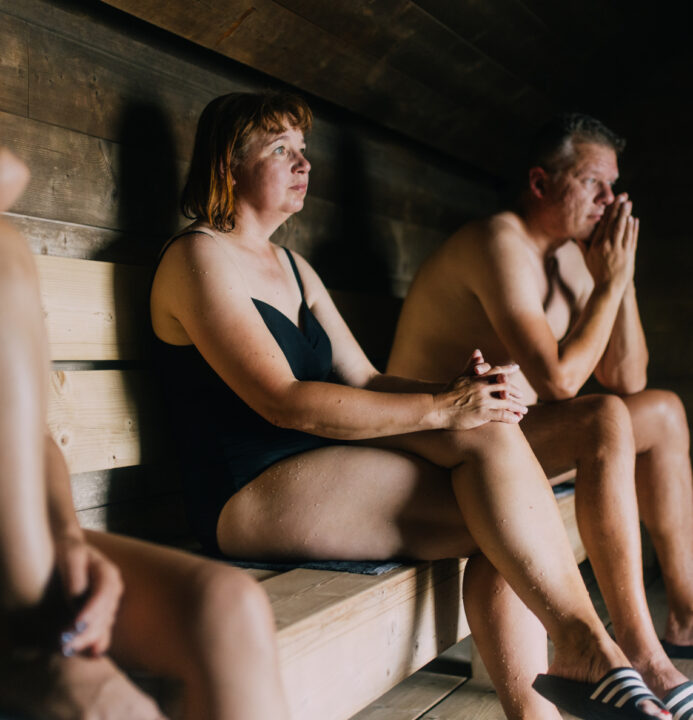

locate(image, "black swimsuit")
(154, 231), (336, 553)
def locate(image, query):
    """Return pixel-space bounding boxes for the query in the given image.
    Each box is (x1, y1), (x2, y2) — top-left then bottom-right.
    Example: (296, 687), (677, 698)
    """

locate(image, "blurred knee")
(189, 564), (275, 645)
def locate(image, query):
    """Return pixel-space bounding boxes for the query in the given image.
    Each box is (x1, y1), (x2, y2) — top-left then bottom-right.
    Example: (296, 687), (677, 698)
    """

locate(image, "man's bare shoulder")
(445, 211), (529, 258)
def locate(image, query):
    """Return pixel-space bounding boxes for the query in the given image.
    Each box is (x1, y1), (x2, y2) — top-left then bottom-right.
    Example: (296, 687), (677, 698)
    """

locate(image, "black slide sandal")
(533, 667), (668, 719)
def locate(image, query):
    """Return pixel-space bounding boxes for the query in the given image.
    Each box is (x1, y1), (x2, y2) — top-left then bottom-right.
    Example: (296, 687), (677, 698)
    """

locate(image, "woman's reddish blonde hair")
(182, 91), (313, 231)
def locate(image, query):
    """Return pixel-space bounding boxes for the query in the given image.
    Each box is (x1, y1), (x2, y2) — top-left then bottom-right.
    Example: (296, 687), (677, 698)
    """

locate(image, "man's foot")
(0, 650), (167, 720)
(627, 646), (689, 701)
(664, 611), (693, 652)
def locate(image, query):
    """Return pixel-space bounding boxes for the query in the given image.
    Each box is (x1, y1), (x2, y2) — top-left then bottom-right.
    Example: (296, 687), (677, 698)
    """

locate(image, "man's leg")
(522, 394), (687, 698)
(623, 389), (693, 647)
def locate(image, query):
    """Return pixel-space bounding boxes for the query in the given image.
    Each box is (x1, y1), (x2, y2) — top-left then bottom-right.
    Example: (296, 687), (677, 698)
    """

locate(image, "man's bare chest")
(539, 256), (580, 342)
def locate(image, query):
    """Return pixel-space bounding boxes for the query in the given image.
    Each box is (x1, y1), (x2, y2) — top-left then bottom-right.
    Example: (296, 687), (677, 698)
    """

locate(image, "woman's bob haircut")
(181, 91), (313, 231)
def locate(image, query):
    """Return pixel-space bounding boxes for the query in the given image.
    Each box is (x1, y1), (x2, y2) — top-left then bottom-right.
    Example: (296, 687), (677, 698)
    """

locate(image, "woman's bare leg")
(463, 555), (559, 720)
(89, 531), (289, 720)
(217, 422), (663, 718)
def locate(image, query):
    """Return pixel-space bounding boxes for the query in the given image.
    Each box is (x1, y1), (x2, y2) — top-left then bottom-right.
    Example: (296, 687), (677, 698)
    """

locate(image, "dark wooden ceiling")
(99, 0), (692, 186)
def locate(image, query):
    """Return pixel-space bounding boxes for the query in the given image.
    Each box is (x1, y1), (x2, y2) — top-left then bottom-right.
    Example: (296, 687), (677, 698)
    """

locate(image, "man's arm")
(468, 206), (636, 401)
(593, 278), (649, 394)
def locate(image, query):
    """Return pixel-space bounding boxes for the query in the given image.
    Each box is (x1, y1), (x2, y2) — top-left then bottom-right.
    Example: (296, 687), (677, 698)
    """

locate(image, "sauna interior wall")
(0, 0), (496, 294)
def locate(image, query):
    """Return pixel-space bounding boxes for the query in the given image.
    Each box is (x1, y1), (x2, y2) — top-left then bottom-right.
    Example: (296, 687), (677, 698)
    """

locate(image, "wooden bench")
(37, 252), (584, 720)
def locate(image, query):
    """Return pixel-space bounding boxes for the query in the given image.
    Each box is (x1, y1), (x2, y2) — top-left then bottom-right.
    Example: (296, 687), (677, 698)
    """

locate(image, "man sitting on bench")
(388, 113), (693, 711)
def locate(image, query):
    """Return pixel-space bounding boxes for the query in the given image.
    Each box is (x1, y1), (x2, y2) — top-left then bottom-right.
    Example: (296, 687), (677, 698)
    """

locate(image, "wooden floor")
(350, 568), (693, 720)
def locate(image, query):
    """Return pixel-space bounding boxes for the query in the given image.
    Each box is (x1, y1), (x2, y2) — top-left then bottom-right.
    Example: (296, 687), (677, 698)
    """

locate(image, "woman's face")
(232, 124), (310, 221)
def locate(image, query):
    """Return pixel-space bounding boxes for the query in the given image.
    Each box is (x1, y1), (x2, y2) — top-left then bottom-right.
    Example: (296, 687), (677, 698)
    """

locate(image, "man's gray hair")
(528, 113), (626, 173)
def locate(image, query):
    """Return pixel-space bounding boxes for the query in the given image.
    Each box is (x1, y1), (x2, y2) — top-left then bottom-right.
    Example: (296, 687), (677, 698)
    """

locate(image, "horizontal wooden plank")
(0, 12), (28, 117)
(270, 560), (469, 720)
(70, 465), (181, 512)
(0, 108), (189, 231)
(8, 212), (146, 262)
(36, 254), (149, 360)
(350, 669), (465, 720)
(27, 24), (215, 162)
(47, 369), (158, 474)
(76, 492), (188, 540)
(97, 0), (541, 176)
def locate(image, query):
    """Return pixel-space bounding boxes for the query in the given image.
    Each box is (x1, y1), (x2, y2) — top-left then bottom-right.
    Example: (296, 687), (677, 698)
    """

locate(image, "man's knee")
(576, 394), (635, 455)
(637, 389), (690, 449)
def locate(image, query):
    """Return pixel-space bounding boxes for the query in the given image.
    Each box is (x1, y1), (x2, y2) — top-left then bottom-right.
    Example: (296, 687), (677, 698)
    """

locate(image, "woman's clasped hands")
(436, 349), (528, 431)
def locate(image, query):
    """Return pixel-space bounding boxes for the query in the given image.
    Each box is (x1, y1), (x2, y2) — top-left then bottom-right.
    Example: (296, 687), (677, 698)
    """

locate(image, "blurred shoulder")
(442, 211), (529, 263)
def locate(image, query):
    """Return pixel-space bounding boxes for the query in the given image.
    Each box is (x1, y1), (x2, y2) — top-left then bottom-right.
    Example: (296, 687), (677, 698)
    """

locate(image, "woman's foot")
(0, 650), (168, 720)
(548, 631), (670, 718)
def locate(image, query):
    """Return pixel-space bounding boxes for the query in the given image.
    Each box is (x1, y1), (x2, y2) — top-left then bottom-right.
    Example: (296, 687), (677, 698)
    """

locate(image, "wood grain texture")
(0, 12), (28, 117)
(70, 467), (176, 512)
(36, 254), (149, 360)
(269, 560), (470, 720)
(97, 0), (548, 176)
(27, 25), (215, 161)
(8, 212), (142, 262)
(47, 369), (156, 474)
(76, 493), (188, 540)
(0, 109), (189, 231)
(19, 20), (496, 230)
(349, 670), (465, 720)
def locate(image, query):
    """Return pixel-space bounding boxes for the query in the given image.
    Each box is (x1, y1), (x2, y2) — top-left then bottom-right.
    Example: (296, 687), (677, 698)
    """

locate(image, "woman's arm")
(155, 237), (527, 440)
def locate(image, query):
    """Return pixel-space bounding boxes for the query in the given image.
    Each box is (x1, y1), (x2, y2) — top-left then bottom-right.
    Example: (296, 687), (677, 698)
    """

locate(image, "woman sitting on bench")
(0, 146), (289, 720)
(150, 92), (668, 720)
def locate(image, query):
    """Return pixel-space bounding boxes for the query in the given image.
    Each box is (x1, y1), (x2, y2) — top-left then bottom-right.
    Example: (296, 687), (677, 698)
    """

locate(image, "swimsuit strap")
(156, 233), (304, 301)
(157, 228), (216, 265)
(283, 247), (305, 299)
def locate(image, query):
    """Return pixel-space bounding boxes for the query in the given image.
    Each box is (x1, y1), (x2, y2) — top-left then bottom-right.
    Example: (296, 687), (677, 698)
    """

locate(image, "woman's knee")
(446, 421), (528, 463)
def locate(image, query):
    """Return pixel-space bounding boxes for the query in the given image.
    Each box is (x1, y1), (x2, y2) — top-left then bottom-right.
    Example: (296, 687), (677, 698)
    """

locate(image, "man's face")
(544, 142), (619, 241)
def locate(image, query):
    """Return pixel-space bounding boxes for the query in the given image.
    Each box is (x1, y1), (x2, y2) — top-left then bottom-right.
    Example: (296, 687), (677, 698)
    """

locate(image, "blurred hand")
(54, 535), (124, 657)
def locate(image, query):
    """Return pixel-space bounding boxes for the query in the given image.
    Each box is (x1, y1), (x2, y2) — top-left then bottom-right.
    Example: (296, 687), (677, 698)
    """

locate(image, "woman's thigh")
(217, 445), (473, 561)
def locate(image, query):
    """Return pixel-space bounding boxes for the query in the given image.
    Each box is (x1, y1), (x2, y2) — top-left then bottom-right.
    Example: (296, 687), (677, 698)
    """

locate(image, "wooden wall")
(0, 0), (497, 287)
